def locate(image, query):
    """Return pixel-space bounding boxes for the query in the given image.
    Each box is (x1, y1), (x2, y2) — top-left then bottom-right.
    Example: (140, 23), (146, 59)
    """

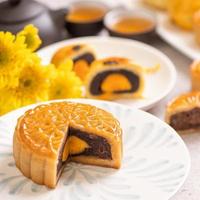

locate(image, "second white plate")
(38, 36), (176, 110)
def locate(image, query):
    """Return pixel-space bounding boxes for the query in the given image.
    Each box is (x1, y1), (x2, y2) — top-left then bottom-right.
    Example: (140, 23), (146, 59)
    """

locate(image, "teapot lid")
(0, 0), (46, 23)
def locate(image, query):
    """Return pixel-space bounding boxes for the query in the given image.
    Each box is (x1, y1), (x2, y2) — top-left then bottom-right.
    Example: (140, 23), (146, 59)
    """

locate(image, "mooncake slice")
(167, 0), (200, 30)
(143, 0), (167, 10)
(193, 11), (200, 45)
(191, 60), (200, 91)
(166, 92), (200, 131)
(13, 102), (122, 188)
(51, 44), (96, 80)
(85, 57), (145, 100)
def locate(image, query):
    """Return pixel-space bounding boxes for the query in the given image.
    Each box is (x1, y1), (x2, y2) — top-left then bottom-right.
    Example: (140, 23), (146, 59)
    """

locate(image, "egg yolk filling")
(101, 74), (132, 92)
(57, 127), (112, 175)
(90, 69), (140, 96)
(72, 52), (95, 80)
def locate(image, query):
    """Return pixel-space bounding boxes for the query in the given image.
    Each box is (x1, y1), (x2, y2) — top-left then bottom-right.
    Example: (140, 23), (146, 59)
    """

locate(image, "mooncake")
(51, 44), (96, 80)
(166, 92), (200, 131)
(85, 57), (145, 100)
(167, 0), (200, 30)
(13, 102), (122, 188)
(193, 11), (200, 45)
(143, 0), (168, 10)
(191, 60), (200, 91)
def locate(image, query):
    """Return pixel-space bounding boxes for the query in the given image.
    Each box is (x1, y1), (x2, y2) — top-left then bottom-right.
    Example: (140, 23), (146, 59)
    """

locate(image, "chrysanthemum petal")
(17, 24), (42, 52)
(49, 61), (83, 100)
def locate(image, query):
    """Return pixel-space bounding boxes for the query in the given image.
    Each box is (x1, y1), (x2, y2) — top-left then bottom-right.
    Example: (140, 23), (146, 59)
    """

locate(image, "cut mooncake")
(143, 0), (168, 10)
(190, 60), (200, 91)
(51, 44), (96, 80)
(13, 102), (122, 188)
(193, 11), (200, 45)
(85, 57), (145, 100)
(166, 91), (200, 131)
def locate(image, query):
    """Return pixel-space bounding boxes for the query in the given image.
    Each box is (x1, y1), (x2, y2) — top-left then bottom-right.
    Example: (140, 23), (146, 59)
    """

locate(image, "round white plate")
(0, 99), (190, 200)
(37, 36), (176, 110)
(157, 12), (200, 60)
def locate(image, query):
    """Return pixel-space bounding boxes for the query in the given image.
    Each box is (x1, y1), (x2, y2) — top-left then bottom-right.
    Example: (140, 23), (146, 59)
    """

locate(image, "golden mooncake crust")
(191, 60), (200, 91)
(193, 11), (200, 45)
(13, 102), (122, 188)
(92, 57), (133, 67)
(51, 44), (96, 80)
(15, 102), (121, 158)
(143, 0), (167, 10)
(167, 0), (200, 30)
(165, 91), (200, 123)
(51, 44), (95, 66)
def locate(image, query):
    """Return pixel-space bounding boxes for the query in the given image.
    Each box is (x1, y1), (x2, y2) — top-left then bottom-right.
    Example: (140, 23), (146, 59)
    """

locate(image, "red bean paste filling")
(57, 127), (112, 174)
(103, 61), (119, 65)
(73, 52), (95, 65)
(170, 107), (200, 131)
(72, 45), (81, 51)
(90, 69), (140, 95)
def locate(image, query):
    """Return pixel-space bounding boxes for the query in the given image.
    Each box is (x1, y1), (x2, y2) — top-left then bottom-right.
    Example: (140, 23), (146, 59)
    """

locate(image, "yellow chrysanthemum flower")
(0, 26), (83, 116)
(17, 24), (42, 51)
(1, 55), (51, 109)
(0, 31), (28, 89)
(0, 89), (21, 115)
(0, 32), (15, 67)
(49, 60), (83, 100)
(0, 55), (53, 115)
(0, 73), (18, 90)
(17, 55), (50, 104)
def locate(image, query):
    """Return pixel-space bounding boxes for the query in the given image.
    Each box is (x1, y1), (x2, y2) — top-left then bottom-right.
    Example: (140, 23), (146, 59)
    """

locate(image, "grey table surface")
(37, 0), (199, 199)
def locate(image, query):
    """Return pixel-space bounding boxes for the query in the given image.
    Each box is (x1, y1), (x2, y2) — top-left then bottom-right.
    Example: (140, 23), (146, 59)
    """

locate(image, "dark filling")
(57, 127), (112, 175)
(73, 52), (95, 65)
(170, 107), (200, 131)
(69, 127), (112, 159)
(90, 69), (140, 95)
(72, 45), (81, 51)
(103, 61), (118, 65)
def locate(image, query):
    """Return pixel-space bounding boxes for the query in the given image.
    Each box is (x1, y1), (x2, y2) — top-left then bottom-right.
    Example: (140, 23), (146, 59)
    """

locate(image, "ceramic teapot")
(0, 0), (67, 46)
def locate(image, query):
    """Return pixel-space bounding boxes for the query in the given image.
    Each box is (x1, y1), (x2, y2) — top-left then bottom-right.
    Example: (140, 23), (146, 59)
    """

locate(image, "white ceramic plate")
(0, 99), (190, 200)
(37, 36), (176, 110)
(157, 12), (200, 60)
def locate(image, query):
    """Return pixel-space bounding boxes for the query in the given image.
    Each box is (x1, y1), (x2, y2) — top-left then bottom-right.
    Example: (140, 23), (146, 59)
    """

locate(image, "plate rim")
(0, 98), (191, 200)
(37, 36), (177, 111)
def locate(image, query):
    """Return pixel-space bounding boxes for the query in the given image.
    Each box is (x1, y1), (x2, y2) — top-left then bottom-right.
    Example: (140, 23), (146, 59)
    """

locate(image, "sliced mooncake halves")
(85, 57), (145, 100)
(51, 44), (96, 80)
(13, 102), (122, 188)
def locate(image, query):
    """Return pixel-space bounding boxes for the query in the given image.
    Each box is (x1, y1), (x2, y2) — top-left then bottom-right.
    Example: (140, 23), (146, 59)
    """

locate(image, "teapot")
(0, 0), (68, 47)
